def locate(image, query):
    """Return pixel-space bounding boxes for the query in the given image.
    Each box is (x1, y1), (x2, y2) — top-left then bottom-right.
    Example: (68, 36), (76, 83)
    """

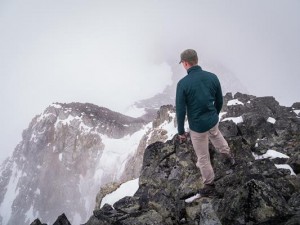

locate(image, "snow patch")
(0, 162), (22, 224)
(275, 164), (296, 175)
(100, 178), (139, 208)
(267, 117), (276, 124)
(78, 175), (93, 213)
(79, 122), (92, 133)
(144, 111), (182, 145)
(252, 149), (289, 160)
(157, 112), (177, 140)
(30, 133), (38, 143)
(72, 213), (82, 225)
(293, 110), (300, 115)
(185, 194), (201, 203)
(59, 153), (63, 161)
(94, 122), (152, 181)
(221, 116), (243, 124)
(252, 150), (294, 175)
(219, 112), (227, 121)
(124, 105), (146, 118)
(25, 205), (35, 223)
(37, 112), (56, 123)
(35, 188), (41, 195)
(54, 115), (82, 128)
(50, 103), (62, 109)
(227, 99), (244, 106)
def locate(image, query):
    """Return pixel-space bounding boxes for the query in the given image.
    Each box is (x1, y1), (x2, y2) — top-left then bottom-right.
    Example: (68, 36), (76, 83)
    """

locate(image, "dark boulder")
(216, 179), (293, 224)
(288, 152), (300, 174)
(234, 92), (256, 103)
(292, 102), (300, 109)
(53, 213), (71, 225)
(30, 218), (47, 225)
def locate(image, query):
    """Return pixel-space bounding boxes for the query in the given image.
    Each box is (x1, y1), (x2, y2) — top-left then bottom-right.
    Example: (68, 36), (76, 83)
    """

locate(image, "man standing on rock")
(176, 49), (234, 197)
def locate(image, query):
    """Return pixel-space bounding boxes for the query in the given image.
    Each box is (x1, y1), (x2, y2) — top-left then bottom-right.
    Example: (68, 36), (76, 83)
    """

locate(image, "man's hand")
(177, 132), (188, 143)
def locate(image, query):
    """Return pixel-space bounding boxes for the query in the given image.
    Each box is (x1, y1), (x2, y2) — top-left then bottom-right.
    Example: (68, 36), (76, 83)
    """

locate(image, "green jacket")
(176, 65), (223, 135)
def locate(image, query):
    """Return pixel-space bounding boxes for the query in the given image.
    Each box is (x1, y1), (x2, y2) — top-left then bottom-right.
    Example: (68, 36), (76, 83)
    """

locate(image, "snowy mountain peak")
(0, 102), (147, 225)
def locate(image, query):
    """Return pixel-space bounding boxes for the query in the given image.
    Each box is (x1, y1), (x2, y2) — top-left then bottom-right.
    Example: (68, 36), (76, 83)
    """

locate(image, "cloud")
(1, 0), (173, 111)
(0, 0), (300, 162)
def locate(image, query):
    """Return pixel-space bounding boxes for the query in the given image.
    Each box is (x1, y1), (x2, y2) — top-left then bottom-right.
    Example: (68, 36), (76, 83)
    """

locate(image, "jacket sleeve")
(176, 81), (186, 135)
(214, 78), (223, 114)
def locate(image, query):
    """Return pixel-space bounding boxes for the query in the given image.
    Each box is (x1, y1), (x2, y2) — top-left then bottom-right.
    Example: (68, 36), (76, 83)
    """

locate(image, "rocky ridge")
(31, 93), (300, 225)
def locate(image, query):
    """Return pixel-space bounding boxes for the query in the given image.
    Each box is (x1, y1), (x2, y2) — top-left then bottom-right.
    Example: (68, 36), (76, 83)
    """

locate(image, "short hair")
(179, 49), (198, 65)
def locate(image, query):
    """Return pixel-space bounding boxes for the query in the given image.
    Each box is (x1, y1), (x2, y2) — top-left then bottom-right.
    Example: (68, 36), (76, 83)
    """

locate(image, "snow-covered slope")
(0, 102), (181, 225)
(0, 103), (148, 225)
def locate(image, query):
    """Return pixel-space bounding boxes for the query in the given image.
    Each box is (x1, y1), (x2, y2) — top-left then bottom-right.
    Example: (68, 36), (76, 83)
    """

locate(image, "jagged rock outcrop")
(52, 213), (71, 225)
(85, 138), (203, 225)
(0, 103), (146, 225)
(30, 213), (71, 225)
(292, 102), (300, 109)
(84, 142), (299, 225)
(79, 93), (300, 225)
(30, 218), (47, 225)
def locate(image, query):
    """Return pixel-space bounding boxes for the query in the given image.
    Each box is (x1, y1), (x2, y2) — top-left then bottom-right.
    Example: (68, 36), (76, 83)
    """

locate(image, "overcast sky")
(0, 0), (299, 163)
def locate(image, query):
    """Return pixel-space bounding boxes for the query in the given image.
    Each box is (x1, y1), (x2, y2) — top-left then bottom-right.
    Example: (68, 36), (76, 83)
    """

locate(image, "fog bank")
(0, 0), (299, 162)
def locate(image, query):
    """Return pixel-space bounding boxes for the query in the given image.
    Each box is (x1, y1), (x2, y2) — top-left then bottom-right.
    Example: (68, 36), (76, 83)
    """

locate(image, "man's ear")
(183, 61), (189, 68)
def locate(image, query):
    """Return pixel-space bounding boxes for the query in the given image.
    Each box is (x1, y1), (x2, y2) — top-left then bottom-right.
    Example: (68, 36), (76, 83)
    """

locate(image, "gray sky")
(0, 0), (299, 163)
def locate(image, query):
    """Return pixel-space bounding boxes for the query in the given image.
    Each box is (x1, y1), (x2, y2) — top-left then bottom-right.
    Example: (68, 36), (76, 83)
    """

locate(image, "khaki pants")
(190, 123), (230, 184)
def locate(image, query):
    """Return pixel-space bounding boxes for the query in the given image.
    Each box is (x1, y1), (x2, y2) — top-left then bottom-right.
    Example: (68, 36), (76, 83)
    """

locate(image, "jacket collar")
(187, 65), (202, 74)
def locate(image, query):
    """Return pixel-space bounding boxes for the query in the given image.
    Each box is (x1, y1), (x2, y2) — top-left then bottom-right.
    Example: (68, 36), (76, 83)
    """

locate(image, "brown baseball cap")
(179, 49), (198, 64)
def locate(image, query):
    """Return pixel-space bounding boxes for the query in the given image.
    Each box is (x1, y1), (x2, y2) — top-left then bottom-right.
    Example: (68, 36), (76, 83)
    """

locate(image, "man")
(176, 49), (234, 197)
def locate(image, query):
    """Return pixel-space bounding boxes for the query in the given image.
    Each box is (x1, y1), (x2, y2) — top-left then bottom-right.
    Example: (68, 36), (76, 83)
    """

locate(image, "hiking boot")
(221, 152), (236, 166)
(198, 183), (216, 197)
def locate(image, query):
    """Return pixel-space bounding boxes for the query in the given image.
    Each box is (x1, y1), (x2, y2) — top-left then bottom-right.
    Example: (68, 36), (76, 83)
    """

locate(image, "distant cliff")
(0, 103), (147, 225)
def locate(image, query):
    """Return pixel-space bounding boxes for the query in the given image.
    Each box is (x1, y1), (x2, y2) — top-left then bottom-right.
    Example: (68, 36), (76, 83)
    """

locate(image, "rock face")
(81, 93), (300, 225)
(120, 105), (177, 182)
(85, 138), (203, 225)
(4, 92), (300, 225)
(52, 213), (71, 225)
(0, 103), (146, 225)
(94, 182), (122, 210)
